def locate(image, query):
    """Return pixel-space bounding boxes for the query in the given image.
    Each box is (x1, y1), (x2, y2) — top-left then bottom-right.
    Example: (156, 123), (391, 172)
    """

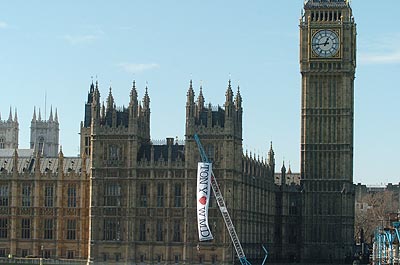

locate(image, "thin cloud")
(118, 63), (160, 73)
(0, 21), (8, 29)
(359, 33), (400, 65)
(62, 34), (99, 45)
(359, 51), (400, 64)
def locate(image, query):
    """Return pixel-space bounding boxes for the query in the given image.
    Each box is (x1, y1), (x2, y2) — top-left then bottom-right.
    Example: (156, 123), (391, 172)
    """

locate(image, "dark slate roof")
(305, 0), (348, 8)
(138, 143), (185, 162)
(103, 108), (129, 127)
(0, 156), (87, 174)
(197, 106), (225, 127)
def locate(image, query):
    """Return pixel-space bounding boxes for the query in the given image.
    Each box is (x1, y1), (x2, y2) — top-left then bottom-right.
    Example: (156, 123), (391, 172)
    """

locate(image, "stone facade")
(80, 80), (300, 264)
(299, 0), (356, 263)
(0, 150), (89, 260)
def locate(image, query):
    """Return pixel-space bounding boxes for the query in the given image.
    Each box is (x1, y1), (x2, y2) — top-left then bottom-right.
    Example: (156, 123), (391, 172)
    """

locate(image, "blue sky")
(1, 1), (399, 185)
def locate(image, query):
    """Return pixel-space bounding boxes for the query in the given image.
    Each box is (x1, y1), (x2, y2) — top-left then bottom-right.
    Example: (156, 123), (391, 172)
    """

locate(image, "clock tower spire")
(300, 0), (356, 263)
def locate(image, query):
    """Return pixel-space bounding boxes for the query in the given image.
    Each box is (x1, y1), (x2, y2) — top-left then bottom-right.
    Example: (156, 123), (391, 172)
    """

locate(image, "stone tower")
(184, 80), (245, 262)
(0, 107), (19, 149)
(299, 0), (356, 262)
(30, 106), (60, 157)
(81, 80), (151, 262)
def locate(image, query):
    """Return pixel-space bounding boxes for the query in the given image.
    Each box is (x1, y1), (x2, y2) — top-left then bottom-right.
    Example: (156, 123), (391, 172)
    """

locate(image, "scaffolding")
(372, 221), (400, 265)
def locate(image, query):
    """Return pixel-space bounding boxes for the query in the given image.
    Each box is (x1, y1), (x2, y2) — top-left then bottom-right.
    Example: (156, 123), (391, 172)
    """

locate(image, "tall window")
(139, 220), (146, 241)
(22, 184), (31, 207)
(67, 185), (77, 208)
(104, 183), (121, 207)
(66, 219), (76, 240)
(21, 218), (31, 239)
(174, 183), (182, 207)
(108, 144), (120, 161)
(207, 144), (215, 161)
(0, 185), (8, 206)
(0, 138), (4, 149)
(156, 220), (163, 241)
(140, 183), (147, 207)
(38, 136), (44, 154)
(156, 183), (164, 207)
(103, 219), (121, 241)
(44, 184), (54, 207)
(44, 219), (54, 239)
(173, 220), (181, 242)
(84, 136), (91, 156)
(0, 218), (8, 238)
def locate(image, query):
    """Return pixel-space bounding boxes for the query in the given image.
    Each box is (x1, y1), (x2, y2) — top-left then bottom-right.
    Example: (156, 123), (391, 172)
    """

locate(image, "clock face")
(311, 29), (340, 58)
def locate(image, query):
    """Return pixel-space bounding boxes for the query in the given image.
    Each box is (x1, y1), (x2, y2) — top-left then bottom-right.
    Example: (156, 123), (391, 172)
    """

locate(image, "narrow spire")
(268, 141), (275, 166)
(106, 86), (115, 111)
(287, 161), (292, 174)
(93, 81), (100, 105)
(32, 107), (37, 121)
(198, 85), (205, 108)
(129, 81), (138, 117)
(55, 108), (58, 122)
(90, 77), (95, 92)
(0, 111), (2, 120)
(38, 108), (42, 121)
(14, 108), (18, 122)
(187, 80), (195, 104)
(225, 79), (233, 103)
(281, 160), (286, 173)
(8, 106), (12, 122)
(235, 85), (242, 109)
(143, 85), (150, 109)
(49, 106), (54, 122)
(59, 145), (64, 158)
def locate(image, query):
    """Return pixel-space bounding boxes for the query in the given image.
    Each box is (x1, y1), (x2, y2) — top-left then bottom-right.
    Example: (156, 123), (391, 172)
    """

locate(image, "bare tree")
(355, 190), (399, 244)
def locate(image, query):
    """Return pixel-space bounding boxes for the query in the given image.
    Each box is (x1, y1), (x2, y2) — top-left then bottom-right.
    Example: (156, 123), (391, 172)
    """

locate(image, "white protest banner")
(197, 162), (214, 241)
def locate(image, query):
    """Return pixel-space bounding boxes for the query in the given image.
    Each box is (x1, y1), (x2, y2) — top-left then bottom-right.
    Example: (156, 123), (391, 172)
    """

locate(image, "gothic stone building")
(0, 0), (358, 263)
(79, 80), (301, 264)
(0, 150), (89, 260)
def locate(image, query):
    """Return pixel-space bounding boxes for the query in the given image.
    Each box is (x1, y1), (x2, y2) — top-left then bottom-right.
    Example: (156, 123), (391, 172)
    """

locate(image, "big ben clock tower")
(300, 0), (356, 263)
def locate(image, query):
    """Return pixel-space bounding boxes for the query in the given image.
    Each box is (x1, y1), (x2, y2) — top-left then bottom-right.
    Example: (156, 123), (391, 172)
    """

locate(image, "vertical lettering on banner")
(197, 162), (214, 241)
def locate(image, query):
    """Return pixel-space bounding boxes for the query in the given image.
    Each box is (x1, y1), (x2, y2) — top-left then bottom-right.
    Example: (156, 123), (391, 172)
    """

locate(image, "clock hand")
(312, 42), (329, 46)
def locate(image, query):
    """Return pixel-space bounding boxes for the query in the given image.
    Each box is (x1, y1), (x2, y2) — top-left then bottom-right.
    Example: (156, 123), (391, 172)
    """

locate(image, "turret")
(235, 86), (242, 110)
(197, 85), (204, 114)
(142, 86), (151, 140)
(14, 108), (18, 123)
(8, 107), (12, 122)
(185, 80), (196, 134)
(32, 107), (36, 122)
(143, 86), (150, 111)
(91, 81), (101, 125)
(281, 161), (286, 186)
(186, 80), (195, 116)
(225, 80), (234, 119)
(49, 106), (54, 122)
(129, 81), (138, 118)
(106, 87), (115, 112)
(268, 142), (275, 173)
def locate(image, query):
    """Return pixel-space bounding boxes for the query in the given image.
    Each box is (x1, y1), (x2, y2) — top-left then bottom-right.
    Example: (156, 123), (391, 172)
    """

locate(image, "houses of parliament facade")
(0, 1), (356, 264)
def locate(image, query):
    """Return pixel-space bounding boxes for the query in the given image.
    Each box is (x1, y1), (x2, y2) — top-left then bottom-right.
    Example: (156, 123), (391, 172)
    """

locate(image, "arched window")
(0, 138), (5, 149)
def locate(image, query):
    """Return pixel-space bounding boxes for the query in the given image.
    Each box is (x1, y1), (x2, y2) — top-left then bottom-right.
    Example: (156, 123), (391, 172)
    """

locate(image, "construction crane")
(194, 134), (268, 265)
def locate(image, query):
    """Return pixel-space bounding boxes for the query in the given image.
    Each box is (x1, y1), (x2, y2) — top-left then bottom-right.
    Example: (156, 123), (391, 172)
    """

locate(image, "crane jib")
(194, 134), (269, 265)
